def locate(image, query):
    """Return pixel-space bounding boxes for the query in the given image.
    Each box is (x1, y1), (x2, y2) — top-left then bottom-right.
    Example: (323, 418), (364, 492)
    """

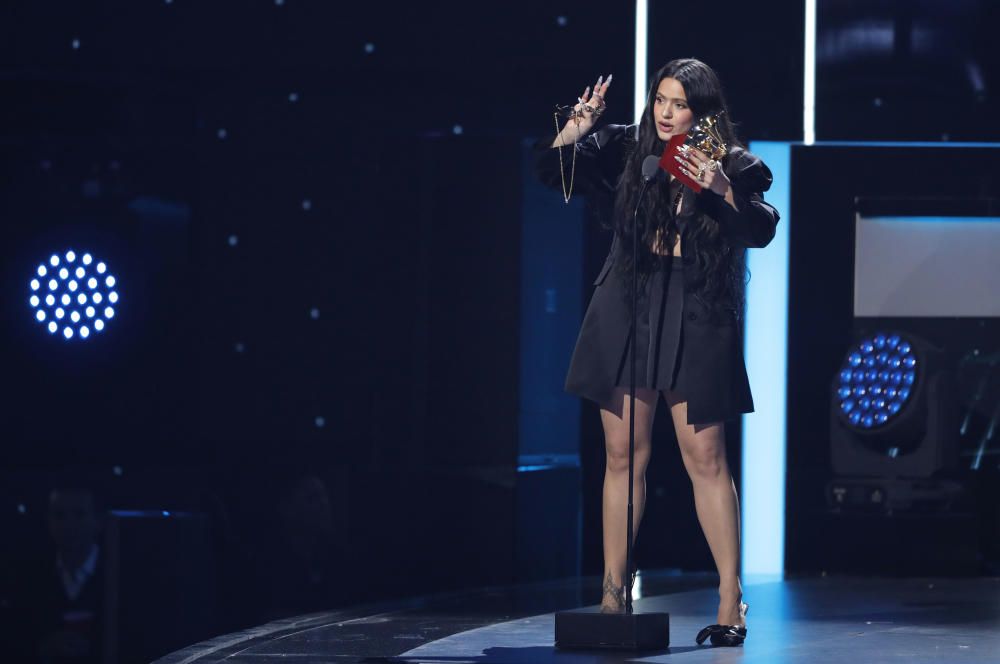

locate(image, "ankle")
(602, 571), (626, 606)
(718, 580), (743, 600)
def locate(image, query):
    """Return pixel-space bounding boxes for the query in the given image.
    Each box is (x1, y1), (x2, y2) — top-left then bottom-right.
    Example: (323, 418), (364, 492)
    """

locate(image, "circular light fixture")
(835, 332), (918, 431)
(29, 250), (119, 340)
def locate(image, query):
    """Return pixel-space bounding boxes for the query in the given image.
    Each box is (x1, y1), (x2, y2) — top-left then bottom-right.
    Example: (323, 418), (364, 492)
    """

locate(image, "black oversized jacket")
(532, 123), (781, 423)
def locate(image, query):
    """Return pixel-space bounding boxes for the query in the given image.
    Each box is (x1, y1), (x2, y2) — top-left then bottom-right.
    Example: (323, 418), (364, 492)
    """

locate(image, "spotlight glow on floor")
(29, 251), (119, 340)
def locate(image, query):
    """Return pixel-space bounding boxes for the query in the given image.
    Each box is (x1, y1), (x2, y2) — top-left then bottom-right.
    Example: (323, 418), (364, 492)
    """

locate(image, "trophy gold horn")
(679, 111), (729, 161)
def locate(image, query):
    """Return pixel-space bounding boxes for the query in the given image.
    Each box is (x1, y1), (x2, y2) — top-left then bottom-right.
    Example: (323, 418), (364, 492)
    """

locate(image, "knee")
(684, 449), (725, 481)
(605, 436), (650, 474)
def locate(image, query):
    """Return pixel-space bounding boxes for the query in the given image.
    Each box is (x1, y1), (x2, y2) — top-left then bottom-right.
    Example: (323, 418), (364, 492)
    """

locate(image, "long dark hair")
(611, 58), (746, 313)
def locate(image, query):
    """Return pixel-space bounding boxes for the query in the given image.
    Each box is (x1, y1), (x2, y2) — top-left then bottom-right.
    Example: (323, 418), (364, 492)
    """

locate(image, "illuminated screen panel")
(854, 216), (1000, 317)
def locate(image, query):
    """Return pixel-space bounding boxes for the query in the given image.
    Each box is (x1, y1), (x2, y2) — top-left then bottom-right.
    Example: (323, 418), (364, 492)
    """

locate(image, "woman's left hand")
(674, 147), (730, 196)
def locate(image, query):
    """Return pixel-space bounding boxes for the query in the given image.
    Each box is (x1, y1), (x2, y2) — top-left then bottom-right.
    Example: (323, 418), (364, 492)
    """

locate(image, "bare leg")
(598, 386), (657, 611)
(663, 391), (745, 626)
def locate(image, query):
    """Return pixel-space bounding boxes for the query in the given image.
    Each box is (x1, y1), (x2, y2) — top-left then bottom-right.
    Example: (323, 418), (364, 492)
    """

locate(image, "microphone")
(642, 154), (666, 183)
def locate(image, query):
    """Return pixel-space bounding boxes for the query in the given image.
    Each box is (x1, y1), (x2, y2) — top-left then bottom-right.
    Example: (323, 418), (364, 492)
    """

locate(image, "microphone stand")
(554, 155), (670, 651)
(625, 171), (657, 614)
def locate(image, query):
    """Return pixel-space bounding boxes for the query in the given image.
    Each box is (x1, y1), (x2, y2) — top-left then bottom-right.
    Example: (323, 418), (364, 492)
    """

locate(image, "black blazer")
(533, 123), (781, 423)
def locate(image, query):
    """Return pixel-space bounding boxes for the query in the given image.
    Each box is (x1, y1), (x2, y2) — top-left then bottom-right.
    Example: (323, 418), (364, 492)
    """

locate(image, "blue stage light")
(835, 331), (919, 431)
(30, 251), (119, 340)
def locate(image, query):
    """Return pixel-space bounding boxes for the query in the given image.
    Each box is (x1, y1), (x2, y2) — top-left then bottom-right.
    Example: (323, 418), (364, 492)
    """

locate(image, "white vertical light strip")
(804, 0), (817, 144)
(742, 141), (791, 581)
(634, 0), (648, 124)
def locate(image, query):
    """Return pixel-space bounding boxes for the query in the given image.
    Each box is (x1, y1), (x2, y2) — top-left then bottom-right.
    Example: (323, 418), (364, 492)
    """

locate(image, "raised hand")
(556, 73), (613, 144)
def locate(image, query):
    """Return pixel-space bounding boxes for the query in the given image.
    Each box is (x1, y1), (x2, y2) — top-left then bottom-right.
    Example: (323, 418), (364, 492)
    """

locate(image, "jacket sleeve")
(532, 123), (632, 196)
(695, 147), (780, 248)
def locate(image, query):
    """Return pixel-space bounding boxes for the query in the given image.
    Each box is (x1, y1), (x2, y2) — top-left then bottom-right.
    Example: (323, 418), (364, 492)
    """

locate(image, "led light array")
(29, 251), (118, 340)
(836, 333), (917, 430)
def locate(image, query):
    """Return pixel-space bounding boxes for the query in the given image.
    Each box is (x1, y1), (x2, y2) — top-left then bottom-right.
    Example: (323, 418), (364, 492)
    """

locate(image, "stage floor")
(156, 573), (1000, 663)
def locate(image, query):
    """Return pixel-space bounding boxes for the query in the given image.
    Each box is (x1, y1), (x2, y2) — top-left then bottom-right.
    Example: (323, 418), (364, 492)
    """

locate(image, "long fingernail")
(607, 74), (613, 82)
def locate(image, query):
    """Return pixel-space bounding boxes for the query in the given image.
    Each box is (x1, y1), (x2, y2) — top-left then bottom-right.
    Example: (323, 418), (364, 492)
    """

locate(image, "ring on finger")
(708, 159), (720, 171)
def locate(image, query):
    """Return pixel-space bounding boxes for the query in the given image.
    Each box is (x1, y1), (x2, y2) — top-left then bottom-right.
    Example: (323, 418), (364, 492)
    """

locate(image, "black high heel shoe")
(695, 601), (748, 647)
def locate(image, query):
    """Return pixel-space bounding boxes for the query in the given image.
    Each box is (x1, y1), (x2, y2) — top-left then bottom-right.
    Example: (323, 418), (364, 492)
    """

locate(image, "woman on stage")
(534, 58), (779, 646)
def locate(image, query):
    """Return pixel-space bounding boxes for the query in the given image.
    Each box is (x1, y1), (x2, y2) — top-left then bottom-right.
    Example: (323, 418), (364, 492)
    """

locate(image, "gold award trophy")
(660, 112), (729, 192)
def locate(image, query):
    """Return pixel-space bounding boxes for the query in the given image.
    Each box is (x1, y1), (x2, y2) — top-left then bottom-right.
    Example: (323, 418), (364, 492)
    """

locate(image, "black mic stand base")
(554, 608), (670, 651)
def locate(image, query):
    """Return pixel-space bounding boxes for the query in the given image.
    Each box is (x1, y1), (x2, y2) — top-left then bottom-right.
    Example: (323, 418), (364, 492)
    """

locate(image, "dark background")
(1, 0), (999, 657)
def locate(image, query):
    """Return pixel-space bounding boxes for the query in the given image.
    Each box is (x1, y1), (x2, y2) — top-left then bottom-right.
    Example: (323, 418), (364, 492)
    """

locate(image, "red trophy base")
(658, 133), (704, 192)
